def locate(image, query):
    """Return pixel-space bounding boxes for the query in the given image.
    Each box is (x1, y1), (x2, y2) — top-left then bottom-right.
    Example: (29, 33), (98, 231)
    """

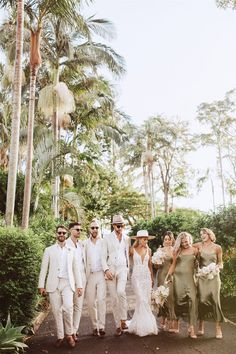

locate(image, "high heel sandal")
(216, 329), (223, 339)
(188, 326), (197, 339)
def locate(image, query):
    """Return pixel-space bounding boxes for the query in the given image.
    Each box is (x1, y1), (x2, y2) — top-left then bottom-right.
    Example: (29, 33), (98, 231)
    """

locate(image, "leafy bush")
(130, 208), (203, 251)
(29, 214), (58, 247)
(0, 314), (28, 353)
(221, 247), (236, 297)
(0, 227), (43, 326)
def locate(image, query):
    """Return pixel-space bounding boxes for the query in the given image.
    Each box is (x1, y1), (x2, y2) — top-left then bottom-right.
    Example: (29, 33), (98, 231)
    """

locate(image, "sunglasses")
(74, 228), (83, 232)
(91, 226), (99, 230)
(57, 231), (67, 235)
(114, 225), (124, 229)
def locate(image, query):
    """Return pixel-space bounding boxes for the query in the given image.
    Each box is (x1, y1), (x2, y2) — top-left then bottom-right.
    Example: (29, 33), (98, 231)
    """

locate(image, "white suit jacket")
(38, 243), (82, 292)
(66, 238), (86, 278)
(101, 231), (131, 274)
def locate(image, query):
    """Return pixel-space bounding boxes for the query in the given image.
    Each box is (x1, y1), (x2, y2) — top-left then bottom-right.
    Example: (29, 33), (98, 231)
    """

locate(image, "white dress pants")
(86, 271), (106, 330)
(73, 271), (86, 334)
(107, 266), (128, 328)
(49, 278), (74, 339)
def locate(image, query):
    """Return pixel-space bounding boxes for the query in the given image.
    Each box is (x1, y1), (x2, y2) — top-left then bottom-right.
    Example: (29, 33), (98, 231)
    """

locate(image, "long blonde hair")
(201, 228), (216, 242)
(174, 232), (193, 251)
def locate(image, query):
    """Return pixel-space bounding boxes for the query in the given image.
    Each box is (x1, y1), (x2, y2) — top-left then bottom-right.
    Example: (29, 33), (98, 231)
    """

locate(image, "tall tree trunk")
(164, 183), (169, 213)
(52, 67), (60, 218)
(217, 141), (226, 207)
(21, 68), (37, 228)
(22, 28), (41, 229)
(5, 0), (24, 226)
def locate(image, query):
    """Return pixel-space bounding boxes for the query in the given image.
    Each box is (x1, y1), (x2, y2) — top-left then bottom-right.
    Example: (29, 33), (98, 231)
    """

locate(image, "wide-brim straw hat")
(131, 230), (155, 240)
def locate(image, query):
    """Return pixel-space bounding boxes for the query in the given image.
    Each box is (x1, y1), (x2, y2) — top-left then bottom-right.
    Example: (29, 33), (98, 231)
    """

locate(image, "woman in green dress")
(167, 232), (198, 338)
(194, 228), (224, 339)
(156, 231), (178, 332)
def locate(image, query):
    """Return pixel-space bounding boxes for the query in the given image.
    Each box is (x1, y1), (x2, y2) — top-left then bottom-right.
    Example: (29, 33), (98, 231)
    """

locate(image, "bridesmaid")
(156, 231), (178, 332)
(167, 232), (198, 338)
(194, 228), (224, 339)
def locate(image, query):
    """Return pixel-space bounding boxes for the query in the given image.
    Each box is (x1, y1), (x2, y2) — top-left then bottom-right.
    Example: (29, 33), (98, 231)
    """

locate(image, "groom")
(102, 215), (130, 336)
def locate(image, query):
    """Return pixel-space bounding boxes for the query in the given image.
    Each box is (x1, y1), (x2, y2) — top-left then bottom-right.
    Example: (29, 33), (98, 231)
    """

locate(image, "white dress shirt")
(57, 244), (69, 279)
(114, 234), (127, 267)
(66, 238), (85, 274)
(87, 238), (103, 272)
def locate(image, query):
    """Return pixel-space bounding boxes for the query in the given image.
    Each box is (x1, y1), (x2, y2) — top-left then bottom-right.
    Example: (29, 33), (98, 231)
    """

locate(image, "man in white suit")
(102, 215), (130, 336)
(85, 219), (106, 336)
(66, 222), (87, 341)
(38, 225), (83, 348)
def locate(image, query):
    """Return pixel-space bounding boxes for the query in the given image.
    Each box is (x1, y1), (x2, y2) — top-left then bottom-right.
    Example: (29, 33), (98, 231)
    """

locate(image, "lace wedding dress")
(128, 249), (158, 336)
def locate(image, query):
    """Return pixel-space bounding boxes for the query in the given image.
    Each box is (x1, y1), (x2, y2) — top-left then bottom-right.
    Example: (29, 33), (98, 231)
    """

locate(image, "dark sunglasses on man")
(57, 231), (67, 235)
(74, 228), (83, 232)
(114, 224), (124, 229)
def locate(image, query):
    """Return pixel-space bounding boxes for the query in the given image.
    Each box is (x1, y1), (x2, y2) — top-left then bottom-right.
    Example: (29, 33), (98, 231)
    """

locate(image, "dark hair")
(56, 225), (67, 232)
(68, 222), (81, 230)
(162, 231), (175, 245)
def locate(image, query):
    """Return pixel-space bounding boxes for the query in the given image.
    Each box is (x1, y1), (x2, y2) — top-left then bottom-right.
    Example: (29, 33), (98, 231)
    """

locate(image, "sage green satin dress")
(156, 255), (176, 320)
(173, 254), (197, 326)
(198, 251), (224, 322)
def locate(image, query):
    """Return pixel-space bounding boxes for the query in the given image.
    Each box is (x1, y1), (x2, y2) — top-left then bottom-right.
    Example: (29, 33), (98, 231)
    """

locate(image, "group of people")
(38, 214), (225, 348)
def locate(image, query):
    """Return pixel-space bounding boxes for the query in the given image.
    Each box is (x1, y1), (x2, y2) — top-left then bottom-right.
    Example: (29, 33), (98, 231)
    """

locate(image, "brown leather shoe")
(99, 328), (105, 336)
(54, 338), (64, 348)
(66, 335), (75, 348)
(121, 320), (128, 330)
(72, 333), (79, 342)
(93, 328), (99, 336)
(115, 327), (123, 336)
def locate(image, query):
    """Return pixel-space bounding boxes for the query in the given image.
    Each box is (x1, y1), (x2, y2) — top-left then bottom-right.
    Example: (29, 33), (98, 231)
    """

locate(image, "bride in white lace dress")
(128, 230), (158, 337)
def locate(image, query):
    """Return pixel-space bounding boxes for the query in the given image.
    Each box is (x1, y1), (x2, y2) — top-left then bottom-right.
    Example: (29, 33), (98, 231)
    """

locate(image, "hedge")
(0, 227), (43, 326)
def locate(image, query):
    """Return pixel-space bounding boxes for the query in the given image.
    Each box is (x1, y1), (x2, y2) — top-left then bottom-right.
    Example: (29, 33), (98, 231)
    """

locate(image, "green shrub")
(0, 227), (43, 326)
(221, 247), (236, 297)
(29, 214), (58, 247)
(130, 208), (203, 251)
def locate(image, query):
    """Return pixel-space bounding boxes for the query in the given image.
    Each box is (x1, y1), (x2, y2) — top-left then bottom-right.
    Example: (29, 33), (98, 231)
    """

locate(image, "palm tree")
(21, 0), (96, 228)
(0, 0), (24, 226)
(37, 16), (125, 218)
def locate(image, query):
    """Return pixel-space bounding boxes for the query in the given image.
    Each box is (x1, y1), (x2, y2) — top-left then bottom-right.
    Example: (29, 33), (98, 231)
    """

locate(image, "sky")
(85, 0), (236, 211)
(1, 1), (236, 211)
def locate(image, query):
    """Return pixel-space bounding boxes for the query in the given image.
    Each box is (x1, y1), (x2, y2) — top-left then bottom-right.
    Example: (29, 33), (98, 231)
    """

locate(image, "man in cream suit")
(38, 225), (83, 348)
(102, 215), (130, 336)
(85, 219), (106, 336)
(66, 222), (87, 341)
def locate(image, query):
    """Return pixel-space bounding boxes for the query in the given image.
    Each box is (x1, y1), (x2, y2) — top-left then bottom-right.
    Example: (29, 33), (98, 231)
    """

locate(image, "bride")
(128, 230), (158, 336)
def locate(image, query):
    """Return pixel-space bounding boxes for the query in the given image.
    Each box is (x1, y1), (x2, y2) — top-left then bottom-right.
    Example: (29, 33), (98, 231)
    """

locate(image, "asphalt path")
(27, 281), (236, 354)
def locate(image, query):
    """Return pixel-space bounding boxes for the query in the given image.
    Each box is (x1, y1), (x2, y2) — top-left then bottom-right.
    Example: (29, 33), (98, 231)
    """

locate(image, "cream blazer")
(38, 243), (82, 292)
(101, 231), (131, 274)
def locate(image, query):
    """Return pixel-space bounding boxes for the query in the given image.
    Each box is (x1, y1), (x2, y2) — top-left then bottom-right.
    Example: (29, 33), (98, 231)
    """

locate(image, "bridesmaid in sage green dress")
(167, 232), (198, 338)
(194, 228), (224, 339)
(156, 231), (178, 332)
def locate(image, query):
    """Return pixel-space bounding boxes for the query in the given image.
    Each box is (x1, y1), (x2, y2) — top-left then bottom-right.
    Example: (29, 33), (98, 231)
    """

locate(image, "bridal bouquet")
(151, 285), (169, 313)
(196, 262), (220, 280)
(152, 247), (165, 265)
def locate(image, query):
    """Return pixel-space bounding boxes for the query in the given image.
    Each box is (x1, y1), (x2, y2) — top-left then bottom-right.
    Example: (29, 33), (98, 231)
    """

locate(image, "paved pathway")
(27, 281), (236, 354)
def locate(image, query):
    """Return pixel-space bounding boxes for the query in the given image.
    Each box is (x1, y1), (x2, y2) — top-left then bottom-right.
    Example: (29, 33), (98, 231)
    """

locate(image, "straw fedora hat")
(112, 214), (125, 225)
(131, 230), (155, 240)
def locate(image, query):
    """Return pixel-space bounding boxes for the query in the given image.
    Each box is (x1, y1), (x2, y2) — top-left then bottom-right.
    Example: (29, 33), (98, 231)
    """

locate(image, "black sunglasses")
(57, 231), (67, 235)
(74, 228), (83, 232)
(91, 226), (99, 230)
(115, 225), (123, 229)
